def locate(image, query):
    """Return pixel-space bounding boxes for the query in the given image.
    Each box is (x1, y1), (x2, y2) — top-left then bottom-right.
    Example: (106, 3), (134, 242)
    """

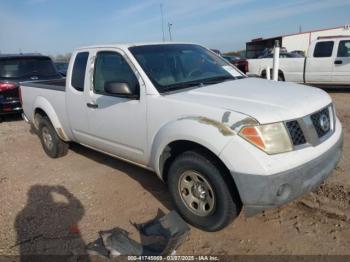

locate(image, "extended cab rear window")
(0, 56), (59, 79)
(71, 52), (89, 91)
(313, 41), (334, 58)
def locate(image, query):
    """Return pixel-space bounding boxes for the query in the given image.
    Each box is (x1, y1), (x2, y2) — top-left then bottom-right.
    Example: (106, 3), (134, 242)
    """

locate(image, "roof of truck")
(76, 42), (196, 50)
(0, 53), (49, 59)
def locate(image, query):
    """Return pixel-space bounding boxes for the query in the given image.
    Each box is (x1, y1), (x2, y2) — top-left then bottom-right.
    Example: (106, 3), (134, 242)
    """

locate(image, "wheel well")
(160, 140), (242, 204)
(35, 108), (48, 118)
(34, 108), (48, 129)
(261, 69), (285, 80)
(278, 70), (285, 81)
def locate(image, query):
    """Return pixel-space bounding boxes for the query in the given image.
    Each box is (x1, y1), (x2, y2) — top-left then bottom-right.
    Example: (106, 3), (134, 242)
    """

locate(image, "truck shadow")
(322, 87), (350, 93)
(308, 85), (350, 93)
(14, 185), (90, 261)
(69, 143), (174, 211)
(0, 113), (22, 123)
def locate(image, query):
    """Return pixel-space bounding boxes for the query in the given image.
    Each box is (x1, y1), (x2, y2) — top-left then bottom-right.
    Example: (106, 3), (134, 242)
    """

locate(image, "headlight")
(239, 122), (293, 154)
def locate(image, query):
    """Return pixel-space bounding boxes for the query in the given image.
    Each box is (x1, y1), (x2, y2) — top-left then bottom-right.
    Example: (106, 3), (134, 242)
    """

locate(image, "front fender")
(150, 116), (237, 178)
(33, 96), (69, 141)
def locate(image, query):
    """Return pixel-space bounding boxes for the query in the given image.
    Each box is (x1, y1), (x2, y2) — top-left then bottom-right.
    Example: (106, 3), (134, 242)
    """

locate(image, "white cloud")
(111, 0), (159, 20)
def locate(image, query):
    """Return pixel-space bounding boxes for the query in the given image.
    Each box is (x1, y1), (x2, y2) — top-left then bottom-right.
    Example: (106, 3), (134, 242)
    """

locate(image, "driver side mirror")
(104, 82), (138, 99)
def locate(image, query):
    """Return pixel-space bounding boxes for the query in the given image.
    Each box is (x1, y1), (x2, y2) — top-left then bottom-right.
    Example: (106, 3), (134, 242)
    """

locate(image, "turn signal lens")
(239, 123), (293, 154)
(240, 126), (265, 150)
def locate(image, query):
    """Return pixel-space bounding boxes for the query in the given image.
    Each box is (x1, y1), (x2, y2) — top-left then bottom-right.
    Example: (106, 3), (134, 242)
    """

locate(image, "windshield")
(129, 44), (244, 93)
(0, 57), (59, 79)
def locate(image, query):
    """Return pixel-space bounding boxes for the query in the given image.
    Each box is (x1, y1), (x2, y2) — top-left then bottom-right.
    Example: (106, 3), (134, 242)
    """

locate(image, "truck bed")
(247, 57), (305, 83)
(21, 78), (66, 92)
(20, 78), (72, 141)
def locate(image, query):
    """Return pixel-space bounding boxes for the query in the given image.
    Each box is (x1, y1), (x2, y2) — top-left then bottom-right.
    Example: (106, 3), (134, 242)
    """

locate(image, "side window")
(337, 40), (350, 57)
(71, 52), (89, 91)
(93, 51), (139, 96)
(313, 41), (334, 58)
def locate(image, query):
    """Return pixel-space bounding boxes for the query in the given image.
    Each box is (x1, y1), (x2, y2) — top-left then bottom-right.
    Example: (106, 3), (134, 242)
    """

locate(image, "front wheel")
(167, 151), (242, 231)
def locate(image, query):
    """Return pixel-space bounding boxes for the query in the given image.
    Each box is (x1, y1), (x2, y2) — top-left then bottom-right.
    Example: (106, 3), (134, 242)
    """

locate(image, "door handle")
(334, 60), (343, 65)
(86, 102), (98, 108)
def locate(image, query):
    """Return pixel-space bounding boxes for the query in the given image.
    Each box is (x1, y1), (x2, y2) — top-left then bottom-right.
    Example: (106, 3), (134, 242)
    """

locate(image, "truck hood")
(168, 78), (332, 123)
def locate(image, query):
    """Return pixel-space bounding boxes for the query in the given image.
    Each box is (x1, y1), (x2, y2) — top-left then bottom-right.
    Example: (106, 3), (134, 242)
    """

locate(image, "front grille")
(311, 107), (330, 138)
(286, 120), (306, 146)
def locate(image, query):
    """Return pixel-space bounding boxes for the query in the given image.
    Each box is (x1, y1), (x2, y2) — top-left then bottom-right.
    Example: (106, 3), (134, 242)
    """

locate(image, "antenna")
(160, 4), (165, 42)
(299, 25), (302, 33)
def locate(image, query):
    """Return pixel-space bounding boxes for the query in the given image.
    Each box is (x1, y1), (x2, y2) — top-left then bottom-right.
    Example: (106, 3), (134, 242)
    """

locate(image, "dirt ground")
(0, 91), (350, 257)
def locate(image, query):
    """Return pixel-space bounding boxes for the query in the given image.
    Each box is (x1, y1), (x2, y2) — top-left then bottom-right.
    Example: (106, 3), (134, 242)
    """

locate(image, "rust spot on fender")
(181, 116), (234, 136)
(231, 117), (259, 130)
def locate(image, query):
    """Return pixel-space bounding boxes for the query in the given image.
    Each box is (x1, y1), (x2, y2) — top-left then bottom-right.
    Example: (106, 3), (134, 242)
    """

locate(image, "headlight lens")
(239, 122), (293, 154)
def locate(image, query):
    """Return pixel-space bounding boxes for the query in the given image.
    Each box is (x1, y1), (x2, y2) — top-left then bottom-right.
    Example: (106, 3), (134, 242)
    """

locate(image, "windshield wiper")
(200, 75), (235, 84)
(161, 81), (204, 92)
(160, 75), (237, 93)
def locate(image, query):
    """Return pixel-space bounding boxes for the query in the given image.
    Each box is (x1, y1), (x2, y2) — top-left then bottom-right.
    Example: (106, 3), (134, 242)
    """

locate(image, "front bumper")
(233, 130), (343, 216)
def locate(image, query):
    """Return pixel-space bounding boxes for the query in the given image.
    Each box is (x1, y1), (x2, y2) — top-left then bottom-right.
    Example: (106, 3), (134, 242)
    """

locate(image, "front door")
(85, 49), (148, 165)
(333, 39), (350, 84)
(305, 41), (335, 84)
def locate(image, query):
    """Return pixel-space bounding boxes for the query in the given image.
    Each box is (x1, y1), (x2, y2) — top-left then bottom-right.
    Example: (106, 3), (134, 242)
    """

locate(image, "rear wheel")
(167, 151), (242, 231)
(38, 117), (69, 158)
(261, 70), (285, 81)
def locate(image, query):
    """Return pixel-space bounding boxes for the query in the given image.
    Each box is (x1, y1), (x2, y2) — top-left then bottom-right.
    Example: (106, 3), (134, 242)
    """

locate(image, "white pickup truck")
(247, 36), (350, 85)
(20, 43), (343, 231)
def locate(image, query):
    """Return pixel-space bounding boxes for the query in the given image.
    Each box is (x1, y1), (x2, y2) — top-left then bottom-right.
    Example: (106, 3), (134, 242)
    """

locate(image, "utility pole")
(160, 4), (165, 42)
(168, 23), (173, 41)
(272, 40), (280, 81)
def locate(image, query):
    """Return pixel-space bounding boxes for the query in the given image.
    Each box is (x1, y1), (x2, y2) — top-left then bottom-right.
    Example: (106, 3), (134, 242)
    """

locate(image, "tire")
(261, 71), (285, 81)
(38, 117), (69, 158)
(167, 150), (242, 232)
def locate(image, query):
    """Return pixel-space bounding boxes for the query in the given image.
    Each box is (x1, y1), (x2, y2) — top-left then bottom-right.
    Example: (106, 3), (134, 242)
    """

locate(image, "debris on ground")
(86, 210), (190, 258)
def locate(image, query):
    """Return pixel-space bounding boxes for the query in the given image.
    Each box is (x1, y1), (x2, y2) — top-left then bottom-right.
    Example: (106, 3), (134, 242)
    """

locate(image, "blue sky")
(0, 0), (349, 55)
